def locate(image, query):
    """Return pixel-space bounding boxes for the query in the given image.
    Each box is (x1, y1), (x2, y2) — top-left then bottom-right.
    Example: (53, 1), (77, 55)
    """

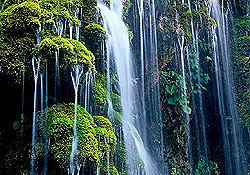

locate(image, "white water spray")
(98, 1), (160, 174)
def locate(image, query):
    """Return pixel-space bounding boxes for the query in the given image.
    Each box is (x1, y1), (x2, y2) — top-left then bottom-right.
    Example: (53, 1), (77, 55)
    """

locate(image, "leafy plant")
(161, 71), (192, 114)
(194, 157), (220, 175)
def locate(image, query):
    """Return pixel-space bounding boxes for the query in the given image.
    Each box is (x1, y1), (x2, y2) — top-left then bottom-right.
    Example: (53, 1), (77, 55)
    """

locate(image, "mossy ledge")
(39, 103), (118, 174)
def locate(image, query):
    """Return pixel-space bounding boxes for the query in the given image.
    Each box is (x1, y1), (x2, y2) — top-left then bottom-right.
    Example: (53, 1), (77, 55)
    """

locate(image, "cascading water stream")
(209, 0), (247, 174)
(55, 48), (60, 103)
(70, 24), (73, 40)
(98, 0), (160, 174)
(70, 65), (84, 175)
(43, 62), (49, 175)
(135, 0), (163, 164)
(80, 70), (93, 113)
(105, 33), (115, 123)
(31, 27), (41, 175)
(31, 58), (40, 175)
(69, 9), (85, 174)
(178, 36), (194, 173)
(20, 64), (25, 137)
(136, 0), (146, 122)
(54, 21), (64, 103)
(40, 74), (44, 132)
(187, 0), (209, 167)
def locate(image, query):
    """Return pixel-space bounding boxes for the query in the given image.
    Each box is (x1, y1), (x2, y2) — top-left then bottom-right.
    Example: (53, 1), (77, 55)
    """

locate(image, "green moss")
(68, 39), (95, 70)
(101, 163), (119, 175)
(111, 93), (121, 112)
(113, 110), (122, 124)
(93, 116), (117, 152)
(84, 23), (106, 39)
(231, 17), (250, 128)
(39, 38), (57, 56)
(115, 142), (127, 174)
(0, 0), (101, 81)
(76, 0), (98, 26)
(38, 37), (95, 71)
(41, 103), (117, 169)
(0, 1), (41, 34)
(93, 73), (108, 114)
(83, 23), (106, 51)
(123, 0), (132, 16)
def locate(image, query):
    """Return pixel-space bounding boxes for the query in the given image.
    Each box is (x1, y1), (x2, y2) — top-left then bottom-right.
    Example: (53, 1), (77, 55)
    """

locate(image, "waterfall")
(98, 0), (161, 174)
(188, 0), (209, 168)
(178, 36), (194, 173)
(55, 48), (60, 103)
(70, 24), (73, 40)
(20, 64), (25, 137)
(43, 62), (49, 175)
(80, 70), (93, 113)
(106, 34), (114, 122)
(136, 0), (146, 122)
(40, 74), (44, 131)
(31, 57), (39, 175)
(209, 1), (247, 174)
(54, 21), (64, 103)
(96, 166), (100, 175)
(31, 27), (41, 175)
(135, 0), (164, 165)
(70, 65), (83, 175)
(76, 8), (80, 42)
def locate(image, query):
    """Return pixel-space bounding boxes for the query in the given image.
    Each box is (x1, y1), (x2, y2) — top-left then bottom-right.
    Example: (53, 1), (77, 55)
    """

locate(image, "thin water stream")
(209, 0), (247, 174)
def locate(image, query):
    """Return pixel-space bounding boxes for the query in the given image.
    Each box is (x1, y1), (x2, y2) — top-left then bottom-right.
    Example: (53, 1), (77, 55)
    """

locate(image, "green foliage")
(83, 23), (106, 44)
(161, 71), (191, 114)
(170, 156), (190, 175)
(158, 0), (215, 43)
(68, 39), (95, 70)
(12, 121), (20, 130)
(82, 23), (106, 59)
(38, 36), (95, 71)
(93, 73), (108, 115)
(231, 17), (250, 128)
(101, 162), (119, 175)
(194, 158), (220, 175)
(188, 39), (211, 94)
(114, 142), (127, 175)
(0, 0), (101, 81)
(0, 1), (41, 35)
(93, 115), (117, 152)
(111, 93), (121, 112)
(40, 103), (117, 170)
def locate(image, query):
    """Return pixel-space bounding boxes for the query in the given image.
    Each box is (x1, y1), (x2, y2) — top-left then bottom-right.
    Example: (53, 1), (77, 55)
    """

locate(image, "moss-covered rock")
(0, 1), (41, 35)
(0, 0), (99, 81)
(111, 93), (121, 112)
(83, 23), (106, 44)
(38, 37), (95, 72)
(231, 16), (250, 128)
(93, 115), (117, 152)
(82, 23), (106, 57)
(93, 73), (108, 115)
(41, 103), (117, 170)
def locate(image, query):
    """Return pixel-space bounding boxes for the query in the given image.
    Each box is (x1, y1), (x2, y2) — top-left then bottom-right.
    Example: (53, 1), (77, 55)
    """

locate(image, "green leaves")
(161, 71), (192, 115)
(181, 105), (192, 115)
(206, 56), (212, 61)
(166, 84), (177, 95)
(12, 121), (20, 130)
